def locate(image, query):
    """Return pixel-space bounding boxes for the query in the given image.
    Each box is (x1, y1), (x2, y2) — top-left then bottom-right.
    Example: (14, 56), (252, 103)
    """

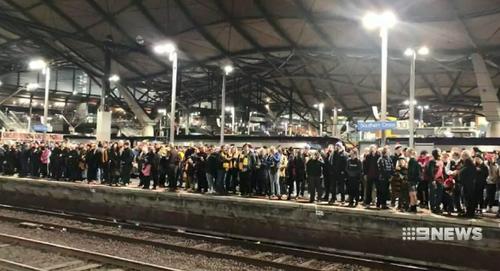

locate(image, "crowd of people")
(0, 140), (498, 218)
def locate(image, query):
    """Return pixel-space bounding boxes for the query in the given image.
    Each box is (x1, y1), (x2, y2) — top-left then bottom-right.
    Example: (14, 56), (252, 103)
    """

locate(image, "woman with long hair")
(486, 156), (499, 213)
(109, 143), (121, 186)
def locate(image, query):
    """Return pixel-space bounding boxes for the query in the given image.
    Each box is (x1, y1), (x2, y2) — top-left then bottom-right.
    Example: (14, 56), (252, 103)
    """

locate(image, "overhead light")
(418, 46), (429, 55)
(33, 102), (38, 106)
(0, 81), (2, 86)
(73, 91), (78, 95)
(362, 11), (397, 29)
(404, 48), (414, 56)
(223, 65), (234, 75)
(154, 43), (176, 54)
(12, 101), (16, 105)
(404, 100), (417, 105)
(266, 98), (271, 103)
(338, 108), (342, 112)
(26, 83), (39, 91)
(29, 59), (47, 70)
(424, 105), (429, 109)
(109, 75), (120, 82)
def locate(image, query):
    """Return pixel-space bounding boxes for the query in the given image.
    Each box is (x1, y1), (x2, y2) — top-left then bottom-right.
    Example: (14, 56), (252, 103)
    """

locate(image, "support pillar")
(96, 36), (112, 142)
(471, 53), (500, 136)
(487, 122), (500, 137)
(96, 111), (112, 142)
(142, 125), (154, 137)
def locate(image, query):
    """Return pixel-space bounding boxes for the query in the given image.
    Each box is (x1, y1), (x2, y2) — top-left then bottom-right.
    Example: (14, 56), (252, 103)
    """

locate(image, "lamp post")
(314, 103), (324, 136)
(363, 11), (397, 145)
(404, 46), (429, 148)
(29, 60), (50, 141)
(220, 65), (234, 145)
(154, 43), (178, 144)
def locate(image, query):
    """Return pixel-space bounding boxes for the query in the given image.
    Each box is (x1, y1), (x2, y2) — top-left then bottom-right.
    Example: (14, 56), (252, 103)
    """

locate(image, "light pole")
(404, 46), (429, 148)
(220, 65), (234, 145)
(29, 60), (50, 141)
(314, 103), (324, 136)
(154, 43), (178, 144)
(363, 11), (397, 145)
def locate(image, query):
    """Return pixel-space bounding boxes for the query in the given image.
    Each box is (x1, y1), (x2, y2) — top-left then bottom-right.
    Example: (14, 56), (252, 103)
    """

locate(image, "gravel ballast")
(0, 221), (279, 271)
(0, 209), (376, 271)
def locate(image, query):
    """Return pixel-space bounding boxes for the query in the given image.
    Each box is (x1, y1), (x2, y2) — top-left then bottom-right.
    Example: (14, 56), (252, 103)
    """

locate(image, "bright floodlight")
(29, 59), (47, 70)
(338, 108), (342, 112)
(109, 75), (120, 82)
(418, 46), (429, 55)
(424, 105), (429, 109)
(314, 104), (318, 108)
(404, 100), (417, 105)
(363, 11), (396, 29)
(154, 43), (176, 54)
(26, 83), (39, 91)
(224, 65), (234, 75)
(404, 48), (414, 56)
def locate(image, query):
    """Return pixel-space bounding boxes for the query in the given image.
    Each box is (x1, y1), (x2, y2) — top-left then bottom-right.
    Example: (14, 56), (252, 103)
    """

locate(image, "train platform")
(0, 176), (498, 269)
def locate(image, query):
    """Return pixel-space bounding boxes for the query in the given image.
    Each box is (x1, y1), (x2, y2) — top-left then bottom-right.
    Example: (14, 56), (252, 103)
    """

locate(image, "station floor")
(69, 177), (500, 224)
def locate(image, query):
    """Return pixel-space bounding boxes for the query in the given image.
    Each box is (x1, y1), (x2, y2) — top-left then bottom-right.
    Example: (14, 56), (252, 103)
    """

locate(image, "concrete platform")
(0, 177), (498, 270)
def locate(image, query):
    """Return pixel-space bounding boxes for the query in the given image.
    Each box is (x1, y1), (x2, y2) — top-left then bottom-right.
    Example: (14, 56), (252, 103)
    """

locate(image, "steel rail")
(0, 233), (183, 271)
(0, 259), (44, 271)
(0, 205), (459, 271)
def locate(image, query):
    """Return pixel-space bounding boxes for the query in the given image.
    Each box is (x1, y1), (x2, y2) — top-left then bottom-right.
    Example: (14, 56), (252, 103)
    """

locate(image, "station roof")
(0, 0), (499, 122)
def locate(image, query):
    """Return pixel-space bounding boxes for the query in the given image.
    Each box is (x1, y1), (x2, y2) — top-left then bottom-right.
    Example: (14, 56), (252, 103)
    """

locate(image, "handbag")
(141, 164), (151, 176)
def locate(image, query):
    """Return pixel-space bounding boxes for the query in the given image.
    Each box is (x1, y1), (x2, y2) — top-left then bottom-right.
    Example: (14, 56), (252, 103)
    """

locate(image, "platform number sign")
(396, 120), (409, 130)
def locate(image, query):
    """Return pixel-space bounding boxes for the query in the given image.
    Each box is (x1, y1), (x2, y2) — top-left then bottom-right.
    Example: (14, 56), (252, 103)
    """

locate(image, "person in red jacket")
(427, 149), (444, 214)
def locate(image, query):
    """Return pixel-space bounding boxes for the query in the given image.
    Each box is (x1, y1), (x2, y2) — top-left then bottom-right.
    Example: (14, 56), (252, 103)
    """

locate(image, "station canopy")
(0, 0), (499, 120)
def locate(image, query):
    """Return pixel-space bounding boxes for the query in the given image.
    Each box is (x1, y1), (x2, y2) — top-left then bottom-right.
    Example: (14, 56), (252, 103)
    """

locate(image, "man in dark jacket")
(286, 148), (295, 201)
(346, 148), (363, 206)
(166, 143), (180, 191)
(120, 141), (134, 186)
(377, 147), (395, 210)
(239, 143), (254, 197)
(364, 145), (381, 206)
(306, 151), (324, 203)
(330, 142), (348, 204)
(322, 144), (334, 202)
(293, 146), (309, 199)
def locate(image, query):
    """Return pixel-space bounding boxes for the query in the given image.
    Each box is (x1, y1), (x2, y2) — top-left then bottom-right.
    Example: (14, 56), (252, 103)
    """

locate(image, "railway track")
(0, 204), (461, 271)
(0, 233), (181, 271)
